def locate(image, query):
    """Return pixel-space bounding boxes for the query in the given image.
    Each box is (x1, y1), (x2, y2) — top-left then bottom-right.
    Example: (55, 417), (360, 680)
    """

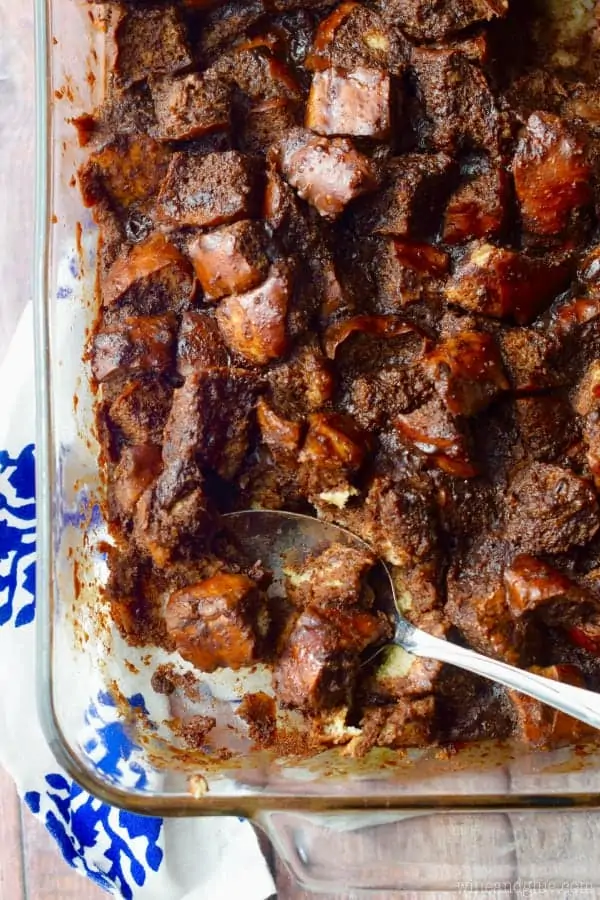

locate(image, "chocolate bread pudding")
(79, 0), (600, 753)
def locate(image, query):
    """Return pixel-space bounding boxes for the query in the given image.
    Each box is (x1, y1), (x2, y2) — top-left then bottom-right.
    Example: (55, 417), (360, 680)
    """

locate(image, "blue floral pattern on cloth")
(25, 775), (163, 899)
(0, 444), (36, 627)
(0, 441), (165, 896)
(83, 691), (156, 791)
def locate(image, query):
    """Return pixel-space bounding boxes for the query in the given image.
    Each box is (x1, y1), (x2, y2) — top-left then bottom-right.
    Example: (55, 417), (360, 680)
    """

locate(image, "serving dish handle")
(255, 809), (600, 893)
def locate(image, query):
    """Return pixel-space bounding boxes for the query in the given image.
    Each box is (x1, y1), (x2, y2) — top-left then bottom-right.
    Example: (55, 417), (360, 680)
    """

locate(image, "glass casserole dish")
(33, 0), (600, 890)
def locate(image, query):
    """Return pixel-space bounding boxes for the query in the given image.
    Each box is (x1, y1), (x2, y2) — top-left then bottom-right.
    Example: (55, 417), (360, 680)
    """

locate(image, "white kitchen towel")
(0, 303), (276, 900)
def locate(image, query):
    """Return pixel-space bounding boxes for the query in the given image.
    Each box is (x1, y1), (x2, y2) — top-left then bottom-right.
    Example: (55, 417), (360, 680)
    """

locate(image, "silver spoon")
(224, 508), (600, 732)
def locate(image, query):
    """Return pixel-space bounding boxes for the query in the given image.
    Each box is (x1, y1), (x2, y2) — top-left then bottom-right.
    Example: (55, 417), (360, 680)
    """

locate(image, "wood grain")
(20, 799), (105, 900)
(0, 766), (106, 900)
(0, 1), (34, 358)
(275, 860), (406, 900)
(0, 767), (25, 900)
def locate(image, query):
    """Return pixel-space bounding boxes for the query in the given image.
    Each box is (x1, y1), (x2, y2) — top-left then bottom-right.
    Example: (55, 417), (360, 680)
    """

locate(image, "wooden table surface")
(3, 0), (600, 898)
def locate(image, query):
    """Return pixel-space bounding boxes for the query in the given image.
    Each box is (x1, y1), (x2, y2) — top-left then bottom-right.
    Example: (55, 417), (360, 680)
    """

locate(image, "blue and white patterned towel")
(0, 304), (275, 900)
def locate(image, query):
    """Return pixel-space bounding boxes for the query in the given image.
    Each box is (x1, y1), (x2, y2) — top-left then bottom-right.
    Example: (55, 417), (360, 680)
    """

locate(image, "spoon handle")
(401, 628), (600, 731)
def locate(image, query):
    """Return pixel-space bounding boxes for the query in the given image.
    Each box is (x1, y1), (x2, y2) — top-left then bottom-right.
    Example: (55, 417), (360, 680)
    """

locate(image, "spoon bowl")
(224, 509), (600, 733)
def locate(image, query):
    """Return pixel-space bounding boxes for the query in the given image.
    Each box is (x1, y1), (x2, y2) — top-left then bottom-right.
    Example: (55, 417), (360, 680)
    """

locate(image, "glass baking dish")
(33, 0), (600, 890)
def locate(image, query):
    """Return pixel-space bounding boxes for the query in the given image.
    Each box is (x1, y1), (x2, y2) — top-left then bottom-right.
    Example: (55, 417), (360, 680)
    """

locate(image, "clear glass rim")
(31, 0), (600, 817)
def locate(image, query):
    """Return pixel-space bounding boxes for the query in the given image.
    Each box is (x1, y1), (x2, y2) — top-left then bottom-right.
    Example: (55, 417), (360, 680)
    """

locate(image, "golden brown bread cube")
(333, 473), (438, 568)
(92, 315), (176, 382)
(396, 397), (477, 478)
(215, 264), (291, 365)
(162, 367), (263, 479)
(323, 314), (421, 359)
(176, 312), (228, 378)
(307, 2), (399, 72)
(497, 329), (563, 393)
(267, 343), (335, 418)
(242, 98), (300, 156)
(156, 151), (260, 228)
(504, 463), (599, 555)
(188, 221), (269, 302)
(353, 698), (436, 753)
(374, 239), (449, 309)
(380, 0), (507, 42)
(274, 606), (389, 711)
(446, 541), (526, 665)
(196, 1), (270, 63)
(446, 242), (570, 324)
(508, 665), (591, 746)
(365, 153), (453, 237)
(274, 128), (378, 219)
(107, 377), (173, 445)
(113, 5), (192, 87)
(514, 394), (577, 462)
(513, 112), (592, 237)
(256, 398), (302, 463)
(218, 44), (302, 102)
(306, 67), (390, 139)
(285, 544), (376, 611)
(103, 233), (196, 318)
(165, 573), (268, 672)
(573, 360), (600, 417)
(132, 460), (209, 567)
(298, 412), (367, 508)
(79, 135), (170, 213)
(422, 331), (509, 416)
(443, 165), (508, 244)
(111, 445), (163, 519)
(151, 72), (231, 142)
(504, 555), (597, 625)
(412, 46), (501, 152)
